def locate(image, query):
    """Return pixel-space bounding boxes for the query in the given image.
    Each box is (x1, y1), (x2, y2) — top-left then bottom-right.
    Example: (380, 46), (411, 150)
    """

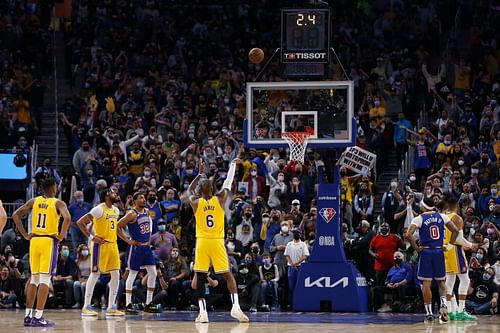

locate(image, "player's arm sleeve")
(454, 229), (473, 248)
(222, 160), (237, 190)
(89, 205), (104, 219)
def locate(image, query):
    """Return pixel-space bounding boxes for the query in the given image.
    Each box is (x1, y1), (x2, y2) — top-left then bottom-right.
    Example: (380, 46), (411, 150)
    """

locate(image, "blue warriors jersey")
(128, 209), (152, 243)
(419, 212), (445, 247)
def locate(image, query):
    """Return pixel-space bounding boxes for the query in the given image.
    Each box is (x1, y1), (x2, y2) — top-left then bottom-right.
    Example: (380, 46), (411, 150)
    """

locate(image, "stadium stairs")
(373, 149), (399, 223)
(35, 31), (72, 170)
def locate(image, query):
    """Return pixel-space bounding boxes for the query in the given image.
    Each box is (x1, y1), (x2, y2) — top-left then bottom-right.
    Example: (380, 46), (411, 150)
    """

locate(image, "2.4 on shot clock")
(281, 8), (330, 63)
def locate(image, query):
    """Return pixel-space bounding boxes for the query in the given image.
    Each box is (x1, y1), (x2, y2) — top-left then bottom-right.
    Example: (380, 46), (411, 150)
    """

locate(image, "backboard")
(244, 81), (355, 149)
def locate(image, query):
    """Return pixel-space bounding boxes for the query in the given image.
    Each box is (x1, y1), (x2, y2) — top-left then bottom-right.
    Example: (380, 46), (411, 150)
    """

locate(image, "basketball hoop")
(281, 132), (311, 163)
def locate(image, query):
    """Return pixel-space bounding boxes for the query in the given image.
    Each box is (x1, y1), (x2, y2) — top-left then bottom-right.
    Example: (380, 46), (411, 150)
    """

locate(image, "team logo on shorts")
(319, 208), (336, 223)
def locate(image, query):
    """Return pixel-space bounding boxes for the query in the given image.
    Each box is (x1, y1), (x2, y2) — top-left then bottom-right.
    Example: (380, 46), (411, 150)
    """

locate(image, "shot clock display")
(281, 8), (330, 63)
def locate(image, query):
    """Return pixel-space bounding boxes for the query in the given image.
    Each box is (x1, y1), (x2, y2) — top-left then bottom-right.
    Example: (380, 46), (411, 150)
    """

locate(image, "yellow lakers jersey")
(195, 196), (225, 239)
(444, 212), (457, 246)
(93, 203), (119, 242)
(31, 196), (59, 236)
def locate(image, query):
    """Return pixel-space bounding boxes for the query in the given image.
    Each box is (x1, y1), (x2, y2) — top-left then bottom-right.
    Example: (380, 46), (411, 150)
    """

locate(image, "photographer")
(466, 267), (498, 314)
(393, 192), (421, 235)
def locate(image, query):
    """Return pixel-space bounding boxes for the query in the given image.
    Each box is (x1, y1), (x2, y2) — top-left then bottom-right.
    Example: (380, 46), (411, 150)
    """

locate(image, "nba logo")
(319, 208), (336, 223)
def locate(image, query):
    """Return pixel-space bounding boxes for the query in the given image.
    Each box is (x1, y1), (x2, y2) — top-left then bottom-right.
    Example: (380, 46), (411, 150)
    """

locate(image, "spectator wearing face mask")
(263, 210), (283, 251)
(68, 191), (92, 255)
(472, 150), (497, 188)
(245, 166), (266, 200)
(369, 222), (403, 286)
(284, 229), (309, 309)
(382, 180), (403, 233)
(269, 221), (294, 281)
(466, 267), (498, 314)
(373, 251), (414, 312)
(234, 262), (260, 312)
(72, 139), (97, 176)
(161, 247), (189, 309)
(225, 228), (244, 266)
(53, 245), (76, 308)
(146, 191), (161, 234)
(488, 204), (500, 229)
(151, 219), (178, 261)
(353, 182), (374, 229)
(73, 244), (90, 309)
(243, 252), (260, 277)
(235, 205), (256, 251)
(259, 252), (280, 311)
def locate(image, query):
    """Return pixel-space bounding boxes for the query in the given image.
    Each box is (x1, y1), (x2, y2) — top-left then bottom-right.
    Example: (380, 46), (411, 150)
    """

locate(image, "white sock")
(84, 272), (100, 308)
(34, 309), (43, 319)
(446, 300), (453, 312)
(125, 270), (138, 306)
(146, 289), (154, 305)
(231, 293), (239, 307)
(25, 308), (33, 317)
(425, 303), (433, 315)
(108, 270), (120, 309)
(440, 297), (447, 307)
(458, 300), (465, 312)
(198, 299), (207, 312)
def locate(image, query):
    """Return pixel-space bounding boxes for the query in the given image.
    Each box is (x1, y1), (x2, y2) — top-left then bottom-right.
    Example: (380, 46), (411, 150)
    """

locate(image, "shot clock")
(281, 8), (330, 64)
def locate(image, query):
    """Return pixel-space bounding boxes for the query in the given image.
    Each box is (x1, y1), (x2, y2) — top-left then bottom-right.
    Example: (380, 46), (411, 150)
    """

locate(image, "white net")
(281, 132), (311, 163)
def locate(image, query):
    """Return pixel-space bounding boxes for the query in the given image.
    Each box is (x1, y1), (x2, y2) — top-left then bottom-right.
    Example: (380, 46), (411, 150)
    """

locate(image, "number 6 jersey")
(194, 196), (225, 239)
(90, 203), (120, 242)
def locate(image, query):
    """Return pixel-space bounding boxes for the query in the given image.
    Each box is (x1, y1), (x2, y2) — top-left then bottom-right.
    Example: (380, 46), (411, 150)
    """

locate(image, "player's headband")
(420, 200), (435, 211)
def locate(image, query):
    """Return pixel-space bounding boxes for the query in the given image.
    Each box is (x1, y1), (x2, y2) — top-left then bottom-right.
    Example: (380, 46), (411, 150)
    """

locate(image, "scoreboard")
(281, 8), (330, 64)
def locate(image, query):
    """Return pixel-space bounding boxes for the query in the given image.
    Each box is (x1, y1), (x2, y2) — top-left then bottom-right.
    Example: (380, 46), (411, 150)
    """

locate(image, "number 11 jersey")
(195, 196), (225, 239)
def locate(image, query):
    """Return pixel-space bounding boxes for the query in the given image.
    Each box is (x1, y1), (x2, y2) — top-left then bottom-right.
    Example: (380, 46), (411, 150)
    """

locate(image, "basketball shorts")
(91, 241), (120, 273)
(444, 245), (468, 274)
(30, 235), (58, 275)
(126, 245), (156, 271)
(194, 238), (229, 274)
(417, 248), (445, 281)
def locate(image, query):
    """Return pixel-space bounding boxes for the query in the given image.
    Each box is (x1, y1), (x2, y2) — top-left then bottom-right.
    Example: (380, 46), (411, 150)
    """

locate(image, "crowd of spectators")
(0, 1), (51, 150)
(0, 0), (498, 314)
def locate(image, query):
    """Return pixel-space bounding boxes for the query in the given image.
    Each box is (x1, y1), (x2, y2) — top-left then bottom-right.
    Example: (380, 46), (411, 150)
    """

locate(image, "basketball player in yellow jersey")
(12, 178), (71, 327)
(76, 188), (124, 317)
(443, 194), (477, 321)
(188, 158), (249, 324)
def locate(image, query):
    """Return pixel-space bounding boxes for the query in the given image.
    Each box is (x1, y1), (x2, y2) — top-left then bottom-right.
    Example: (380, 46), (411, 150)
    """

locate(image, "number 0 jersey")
(31, 196), (59, 236)
(194, 196), (225, 239)
(411, 211), (449, 247)
(90, 203), (120, 242)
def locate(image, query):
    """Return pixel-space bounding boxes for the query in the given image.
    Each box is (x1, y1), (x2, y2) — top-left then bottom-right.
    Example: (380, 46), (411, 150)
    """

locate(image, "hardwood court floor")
(2, 309), (498, 333)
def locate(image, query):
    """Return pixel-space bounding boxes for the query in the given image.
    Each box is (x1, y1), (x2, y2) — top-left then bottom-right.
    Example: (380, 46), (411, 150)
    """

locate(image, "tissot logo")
(304, 276), (349, 288)
(283, 52), (327, 60)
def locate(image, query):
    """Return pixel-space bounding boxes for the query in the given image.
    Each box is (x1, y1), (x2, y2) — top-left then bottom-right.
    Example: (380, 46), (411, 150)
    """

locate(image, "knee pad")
(30, 275), (40, 286)
(445, 273), (456, 295)
(39, 274), (51, 286)
(457, 273), (470, 295)
(126, 270), (138, 290)
(145, 266), (157, 289)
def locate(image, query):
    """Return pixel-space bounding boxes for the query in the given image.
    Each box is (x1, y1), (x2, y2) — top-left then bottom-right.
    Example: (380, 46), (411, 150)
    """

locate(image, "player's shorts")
(91, 241), (120, 273)
(444, 245), (468, 274)
(417, 248), (445, 281)
(126, 245), (156, 271)
(30, 235), (58, 275)
(194, 238), (229, 274)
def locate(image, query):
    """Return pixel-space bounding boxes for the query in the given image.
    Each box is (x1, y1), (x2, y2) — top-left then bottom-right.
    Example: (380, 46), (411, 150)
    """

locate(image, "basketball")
(248, 48), (264, 64)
